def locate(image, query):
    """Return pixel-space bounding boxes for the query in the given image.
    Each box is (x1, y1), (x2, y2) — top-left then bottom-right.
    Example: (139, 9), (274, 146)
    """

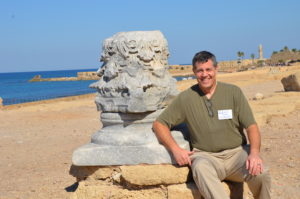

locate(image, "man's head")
(192, 51), (218, 93)
(192, 51), (217, 70)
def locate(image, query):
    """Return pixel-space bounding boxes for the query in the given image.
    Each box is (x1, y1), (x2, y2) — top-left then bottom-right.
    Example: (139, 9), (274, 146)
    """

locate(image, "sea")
(0, 69), (193, 106)
(0, 69), (99, 106)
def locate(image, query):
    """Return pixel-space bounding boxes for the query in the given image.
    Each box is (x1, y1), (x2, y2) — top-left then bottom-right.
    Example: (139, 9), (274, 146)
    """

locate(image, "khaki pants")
(190, 145), (271, 199)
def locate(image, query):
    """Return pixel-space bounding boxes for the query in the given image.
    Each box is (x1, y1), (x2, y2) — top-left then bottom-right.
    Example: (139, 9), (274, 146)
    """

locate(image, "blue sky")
(1, 0), (300, 72)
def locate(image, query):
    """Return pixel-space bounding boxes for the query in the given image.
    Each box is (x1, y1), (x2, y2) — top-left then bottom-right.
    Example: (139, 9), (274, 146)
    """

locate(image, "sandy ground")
(0, 65), (300, 199)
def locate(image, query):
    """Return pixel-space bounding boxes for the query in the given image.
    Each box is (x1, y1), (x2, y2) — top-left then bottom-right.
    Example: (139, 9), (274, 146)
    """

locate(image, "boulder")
(281, 71), (300, 91)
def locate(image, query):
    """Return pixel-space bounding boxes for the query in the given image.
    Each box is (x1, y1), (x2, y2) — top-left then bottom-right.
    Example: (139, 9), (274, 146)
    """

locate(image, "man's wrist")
(169, 144), (181, 154)
(249, 148), (260, 155)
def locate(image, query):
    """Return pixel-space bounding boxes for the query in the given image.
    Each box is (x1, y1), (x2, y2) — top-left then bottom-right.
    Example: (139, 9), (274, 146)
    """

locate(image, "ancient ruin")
(72, 31), (189, 166)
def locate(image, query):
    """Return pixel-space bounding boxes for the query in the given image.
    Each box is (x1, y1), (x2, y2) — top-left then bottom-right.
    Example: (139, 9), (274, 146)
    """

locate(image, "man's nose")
(202, 70), (209, 76)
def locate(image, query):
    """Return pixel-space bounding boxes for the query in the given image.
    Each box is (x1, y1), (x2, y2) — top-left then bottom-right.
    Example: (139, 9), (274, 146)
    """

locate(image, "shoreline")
(1, 93), (96, 110)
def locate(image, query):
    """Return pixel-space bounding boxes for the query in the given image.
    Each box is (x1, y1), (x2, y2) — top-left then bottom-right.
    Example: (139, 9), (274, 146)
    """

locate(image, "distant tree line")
(272, 46), (300, 55)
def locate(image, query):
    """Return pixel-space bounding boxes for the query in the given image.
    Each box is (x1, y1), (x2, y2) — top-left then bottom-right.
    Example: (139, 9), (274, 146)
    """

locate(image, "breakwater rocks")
(69, 165), (252, 199)
(29, 72), (100, 82)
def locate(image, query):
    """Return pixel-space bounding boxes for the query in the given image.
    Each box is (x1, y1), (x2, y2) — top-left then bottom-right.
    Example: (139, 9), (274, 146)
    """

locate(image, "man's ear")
(215, 65), (219, 72)
(192, 68), (196, 75)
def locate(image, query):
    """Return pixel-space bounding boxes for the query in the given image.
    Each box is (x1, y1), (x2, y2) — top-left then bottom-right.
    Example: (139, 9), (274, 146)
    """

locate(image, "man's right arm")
(152, 120), (194, 166)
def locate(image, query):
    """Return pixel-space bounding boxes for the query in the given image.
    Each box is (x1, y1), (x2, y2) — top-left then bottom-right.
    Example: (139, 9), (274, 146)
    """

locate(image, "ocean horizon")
(0, 68), (193, 106)
(0, 68), (99, 106)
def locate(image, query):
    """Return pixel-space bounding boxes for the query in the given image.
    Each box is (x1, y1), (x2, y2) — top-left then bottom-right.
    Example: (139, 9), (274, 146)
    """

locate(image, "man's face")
(193, 59), (218, 92)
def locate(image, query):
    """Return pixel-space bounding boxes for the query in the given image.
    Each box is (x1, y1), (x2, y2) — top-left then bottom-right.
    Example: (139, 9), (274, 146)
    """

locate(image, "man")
(152, 51), (271, 199)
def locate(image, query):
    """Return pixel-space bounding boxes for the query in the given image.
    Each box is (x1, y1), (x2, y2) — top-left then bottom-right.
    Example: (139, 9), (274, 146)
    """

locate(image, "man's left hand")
(246, 153), (264, 176)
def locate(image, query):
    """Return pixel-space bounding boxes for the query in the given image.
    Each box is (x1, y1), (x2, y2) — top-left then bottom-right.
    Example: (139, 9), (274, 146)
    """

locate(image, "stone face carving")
(72, 31), (190, 166)
(90, 31), (178, 113)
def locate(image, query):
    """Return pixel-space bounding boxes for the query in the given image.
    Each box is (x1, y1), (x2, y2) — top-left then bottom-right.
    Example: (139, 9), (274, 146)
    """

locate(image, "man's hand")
(152, 121), (193, 166)
(172, 147), (194, 166)
(246, 152), (264, 176)
(246, 124), (263, 176)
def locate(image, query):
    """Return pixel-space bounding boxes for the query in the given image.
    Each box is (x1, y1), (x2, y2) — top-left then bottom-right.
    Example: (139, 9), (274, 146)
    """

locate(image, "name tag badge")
(218, 109), (233, 120)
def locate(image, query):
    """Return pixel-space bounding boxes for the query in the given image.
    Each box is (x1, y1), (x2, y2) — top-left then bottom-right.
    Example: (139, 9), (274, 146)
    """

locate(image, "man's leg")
(191, 151), (229, 199)
(224, 146), (271, 199)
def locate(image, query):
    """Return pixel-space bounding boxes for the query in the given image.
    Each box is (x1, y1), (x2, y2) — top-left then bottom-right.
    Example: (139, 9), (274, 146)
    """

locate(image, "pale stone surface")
(120, 165), (191, 186)
(90, 30), (178, 113)
(70, 182), (166, 199)
(72, 111), (190, 166)
(281, 71), (300, 91)
(72, 135), (189, 166)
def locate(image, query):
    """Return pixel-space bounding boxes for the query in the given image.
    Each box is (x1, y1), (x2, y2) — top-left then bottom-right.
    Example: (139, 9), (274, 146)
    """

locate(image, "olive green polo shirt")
(157, 82), (256, 152)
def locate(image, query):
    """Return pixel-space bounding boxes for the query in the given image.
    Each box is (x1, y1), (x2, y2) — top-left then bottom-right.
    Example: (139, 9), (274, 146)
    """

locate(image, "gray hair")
(192, 51), (218, 70)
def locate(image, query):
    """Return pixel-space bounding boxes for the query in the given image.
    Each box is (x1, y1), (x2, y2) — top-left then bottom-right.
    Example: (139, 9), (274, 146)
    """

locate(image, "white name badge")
(218, 109), (233, 120)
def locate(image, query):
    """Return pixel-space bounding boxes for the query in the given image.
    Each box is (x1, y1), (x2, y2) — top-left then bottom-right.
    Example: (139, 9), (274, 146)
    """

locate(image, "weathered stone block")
(70, 165), (119, 181)
(281, 71), (300, 91)
(167, 183), (202, 199)
(168, 182), (253, 199)
(120, 165), (191, 186)
(70, 182), (166, 199)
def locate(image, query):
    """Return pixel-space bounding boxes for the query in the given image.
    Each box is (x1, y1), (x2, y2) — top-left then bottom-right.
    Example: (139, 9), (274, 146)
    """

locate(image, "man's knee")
(246, 167), (271, 185)
(246, 169), (271, 198)
(192, 158), (216, 178)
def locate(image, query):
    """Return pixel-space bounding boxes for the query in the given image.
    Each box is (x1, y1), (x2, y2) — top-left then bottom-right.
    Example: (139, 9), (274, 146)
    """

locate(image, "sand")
(0, 65), (300, 199)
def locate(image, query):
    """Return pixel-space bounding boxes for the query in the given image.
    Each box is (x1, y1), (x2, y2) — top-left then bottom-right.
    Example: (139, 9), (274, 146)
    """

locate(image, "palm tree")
(250, 53), (255, 64)
(291, 48), (297, 53)
(237, 51), (244, 63)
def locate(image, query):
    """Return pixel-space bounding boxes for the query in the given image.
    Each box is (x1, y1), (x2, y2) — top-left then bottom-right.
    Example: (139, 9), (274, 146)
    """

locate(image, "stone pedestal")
(72, 111), (190, 166)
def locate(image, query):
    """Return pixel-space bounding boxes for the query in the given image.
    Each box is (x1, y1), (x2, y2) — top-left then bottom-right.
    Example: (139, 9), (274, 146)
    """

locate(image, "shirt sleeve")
(234, 87), (256, 128)
(156, 94), (186, 129)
